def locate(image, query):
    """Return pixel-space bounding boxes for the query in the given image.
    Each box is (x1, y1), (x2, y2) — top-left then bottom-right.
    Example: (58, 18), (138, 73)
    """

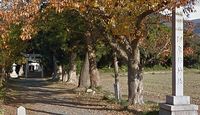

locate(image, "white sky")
(0, 0), (199, 20)
(184, 1), (200, 20)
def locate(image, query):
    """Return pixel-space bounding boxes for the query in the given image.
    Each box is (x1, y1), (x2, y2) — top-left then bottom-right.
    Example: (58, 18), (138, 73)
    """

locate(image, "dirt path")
(1, 78), (135, 115)
(2, 71), (199, 114)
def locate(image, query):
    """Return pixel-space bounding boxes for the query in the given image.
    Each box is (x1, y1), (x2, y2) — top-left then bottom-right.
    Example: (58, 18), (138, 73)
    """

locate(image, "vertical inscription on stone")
(172, 7), (184, 96)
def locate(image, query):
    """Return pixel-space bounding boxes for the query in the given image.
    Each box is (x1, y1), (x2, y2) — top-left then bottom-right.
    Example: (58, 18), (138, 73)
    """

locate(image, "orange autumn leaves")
(0, 0), (196, 44)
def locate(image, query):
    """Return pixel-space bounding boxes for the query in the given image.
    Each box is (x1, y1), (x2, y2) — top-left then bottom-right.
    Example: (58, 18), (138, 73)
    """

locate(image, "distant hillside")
(191, 19), (200, 36)
(191, 19), (200, 24)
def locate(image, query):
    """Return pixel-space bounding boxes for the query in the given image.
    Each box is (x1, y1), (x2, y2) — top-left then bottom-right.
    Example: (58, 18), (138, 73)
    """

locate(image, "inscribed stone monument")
(159, 6), (198, 115)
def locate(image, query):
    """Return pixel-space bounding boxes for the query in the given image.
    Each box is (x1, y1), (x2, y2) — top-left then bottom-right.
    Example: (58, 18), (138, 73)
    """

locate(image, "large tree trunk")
(85, 31), (100, 88)
(67, 52), (78, 85)
(79, 52), (90, 88)
(128, 45), (144, 104)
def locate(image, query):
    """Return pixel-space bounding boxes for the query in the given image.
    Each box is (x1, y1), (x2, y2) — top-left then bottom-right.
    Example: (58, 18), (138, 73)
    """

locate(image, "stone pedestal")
(160, 104), (198, 115)
(159, 96), (198, 115)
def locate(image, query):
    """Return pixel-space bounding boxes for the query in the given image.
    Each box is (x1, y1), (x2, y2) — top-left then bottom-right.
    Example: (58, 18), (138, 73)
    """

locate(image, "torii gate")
(23, 53), (44, 78)
(159, 5), (198, 115)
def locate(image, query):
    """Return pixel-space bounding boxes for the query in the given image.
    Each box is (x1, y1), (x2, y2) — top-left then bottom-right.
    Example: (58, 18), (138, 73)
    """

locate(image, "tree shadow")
(145, 111), (159, 115)
(5, 78), (142, 114)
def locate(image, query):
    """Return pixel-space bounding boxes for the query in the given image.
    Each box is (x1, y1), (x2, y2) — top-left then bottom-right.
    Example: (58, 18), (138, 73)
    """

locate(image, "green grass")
(0, 109), (4, 115)
(0, 87), (5, 101)
(100, 65), (171, 73)
(144, 65), (171, 71)
(0, 87), (5, 115)
(100, 64), (200, 74)
(99, 67), (114, 73)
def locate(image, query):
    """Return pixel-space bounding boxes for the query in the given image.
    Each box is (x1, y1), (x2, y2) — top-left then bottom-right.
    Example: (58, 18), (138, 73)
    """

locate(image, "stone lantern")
(10, 63), (18, 78)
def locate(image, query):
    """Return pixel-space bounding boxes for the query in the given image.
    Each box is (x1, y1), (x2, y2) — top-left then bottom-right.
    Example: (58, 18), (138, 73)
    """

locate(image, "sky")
(184, 1), (200, 20)
(0, 1), (199, 20)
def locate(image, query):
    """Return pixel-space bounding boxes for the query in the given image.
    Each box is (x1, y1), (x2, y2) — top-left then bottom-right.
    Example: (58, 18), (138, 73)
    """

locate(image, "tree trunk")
(0, 67), (6, 87)
(85, 31), (100, 88)
(128, 45), (144, 104)
(88, 50), (100, 88)
(113, 51), (121, 100)
(57, 65), (63, 81)
(52, 55), (57, 79)
(79, 52), (90, 88)
(67, 52), (78, 85)
(0, 69), (2, 86)
(62, 71), (68, 82)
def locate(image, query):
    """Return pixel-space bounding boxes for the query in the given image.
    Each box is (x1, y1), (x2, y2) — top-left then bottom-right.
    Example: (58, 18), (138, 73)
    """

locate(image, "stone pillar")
(159, 6), (198, 115)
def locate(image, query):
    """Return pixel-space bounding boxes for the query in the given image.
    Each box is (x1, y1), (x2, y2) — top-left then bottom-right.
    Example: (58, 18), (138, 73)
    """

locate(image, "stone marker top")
(17, 106), (26, 115)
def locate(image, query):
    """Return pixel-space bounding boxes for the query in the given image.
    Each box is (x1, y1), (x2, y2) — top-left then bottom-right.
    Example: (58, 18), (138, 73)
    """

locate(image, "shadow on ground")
(4, 78), (146, 115)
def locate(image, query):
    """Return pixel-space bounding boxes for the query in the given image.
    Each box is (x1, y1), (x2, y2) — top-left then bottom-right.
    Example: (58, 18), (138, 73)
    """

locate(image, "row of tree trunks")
(57, 31), (100, 89)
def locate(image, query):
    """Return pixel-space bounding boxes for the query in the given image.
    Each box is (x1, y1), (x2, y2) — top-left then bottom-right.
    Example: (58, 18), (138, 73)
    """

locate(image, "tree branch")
(146, 38), (170, 64)
(104, 33), (128, 61)
(136, 1), (170, 29)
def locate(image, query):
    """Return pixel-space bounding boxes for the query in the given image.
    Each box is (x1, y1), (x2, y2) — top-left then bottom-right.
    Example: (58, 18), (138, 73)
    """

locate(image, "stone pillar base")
(159, 103), (198, 115)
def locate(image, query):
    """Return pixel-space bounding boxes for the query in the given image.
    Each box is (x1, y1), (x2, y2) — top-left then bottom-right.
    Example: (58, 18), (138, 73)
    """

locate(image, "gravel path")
(1, 78), (134, 115)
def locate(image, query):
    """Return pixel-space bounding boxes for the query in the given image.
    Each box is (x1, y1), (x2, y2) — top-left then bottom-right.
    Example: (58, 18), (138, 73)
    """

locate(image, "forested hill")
(191, 19), (200, 36)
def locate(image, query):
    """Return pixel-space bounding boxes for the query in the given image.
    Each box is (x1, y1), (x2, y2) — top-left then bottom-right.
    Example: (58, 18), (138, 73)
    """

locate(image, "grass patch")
(142, 101), (159, 115)
(102, 93), (117, 103)
(143, 111), (159, 115)
(0, 109), (4, 115)
(99, 67), (114, 73)
(0, 85), (6, 102)
(100, 65), (171, 73)
(95, 86), (103, 92)
(0, 86), (6, 101)
(144, 65), (171, 71)
(0, 85), (5, 115)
